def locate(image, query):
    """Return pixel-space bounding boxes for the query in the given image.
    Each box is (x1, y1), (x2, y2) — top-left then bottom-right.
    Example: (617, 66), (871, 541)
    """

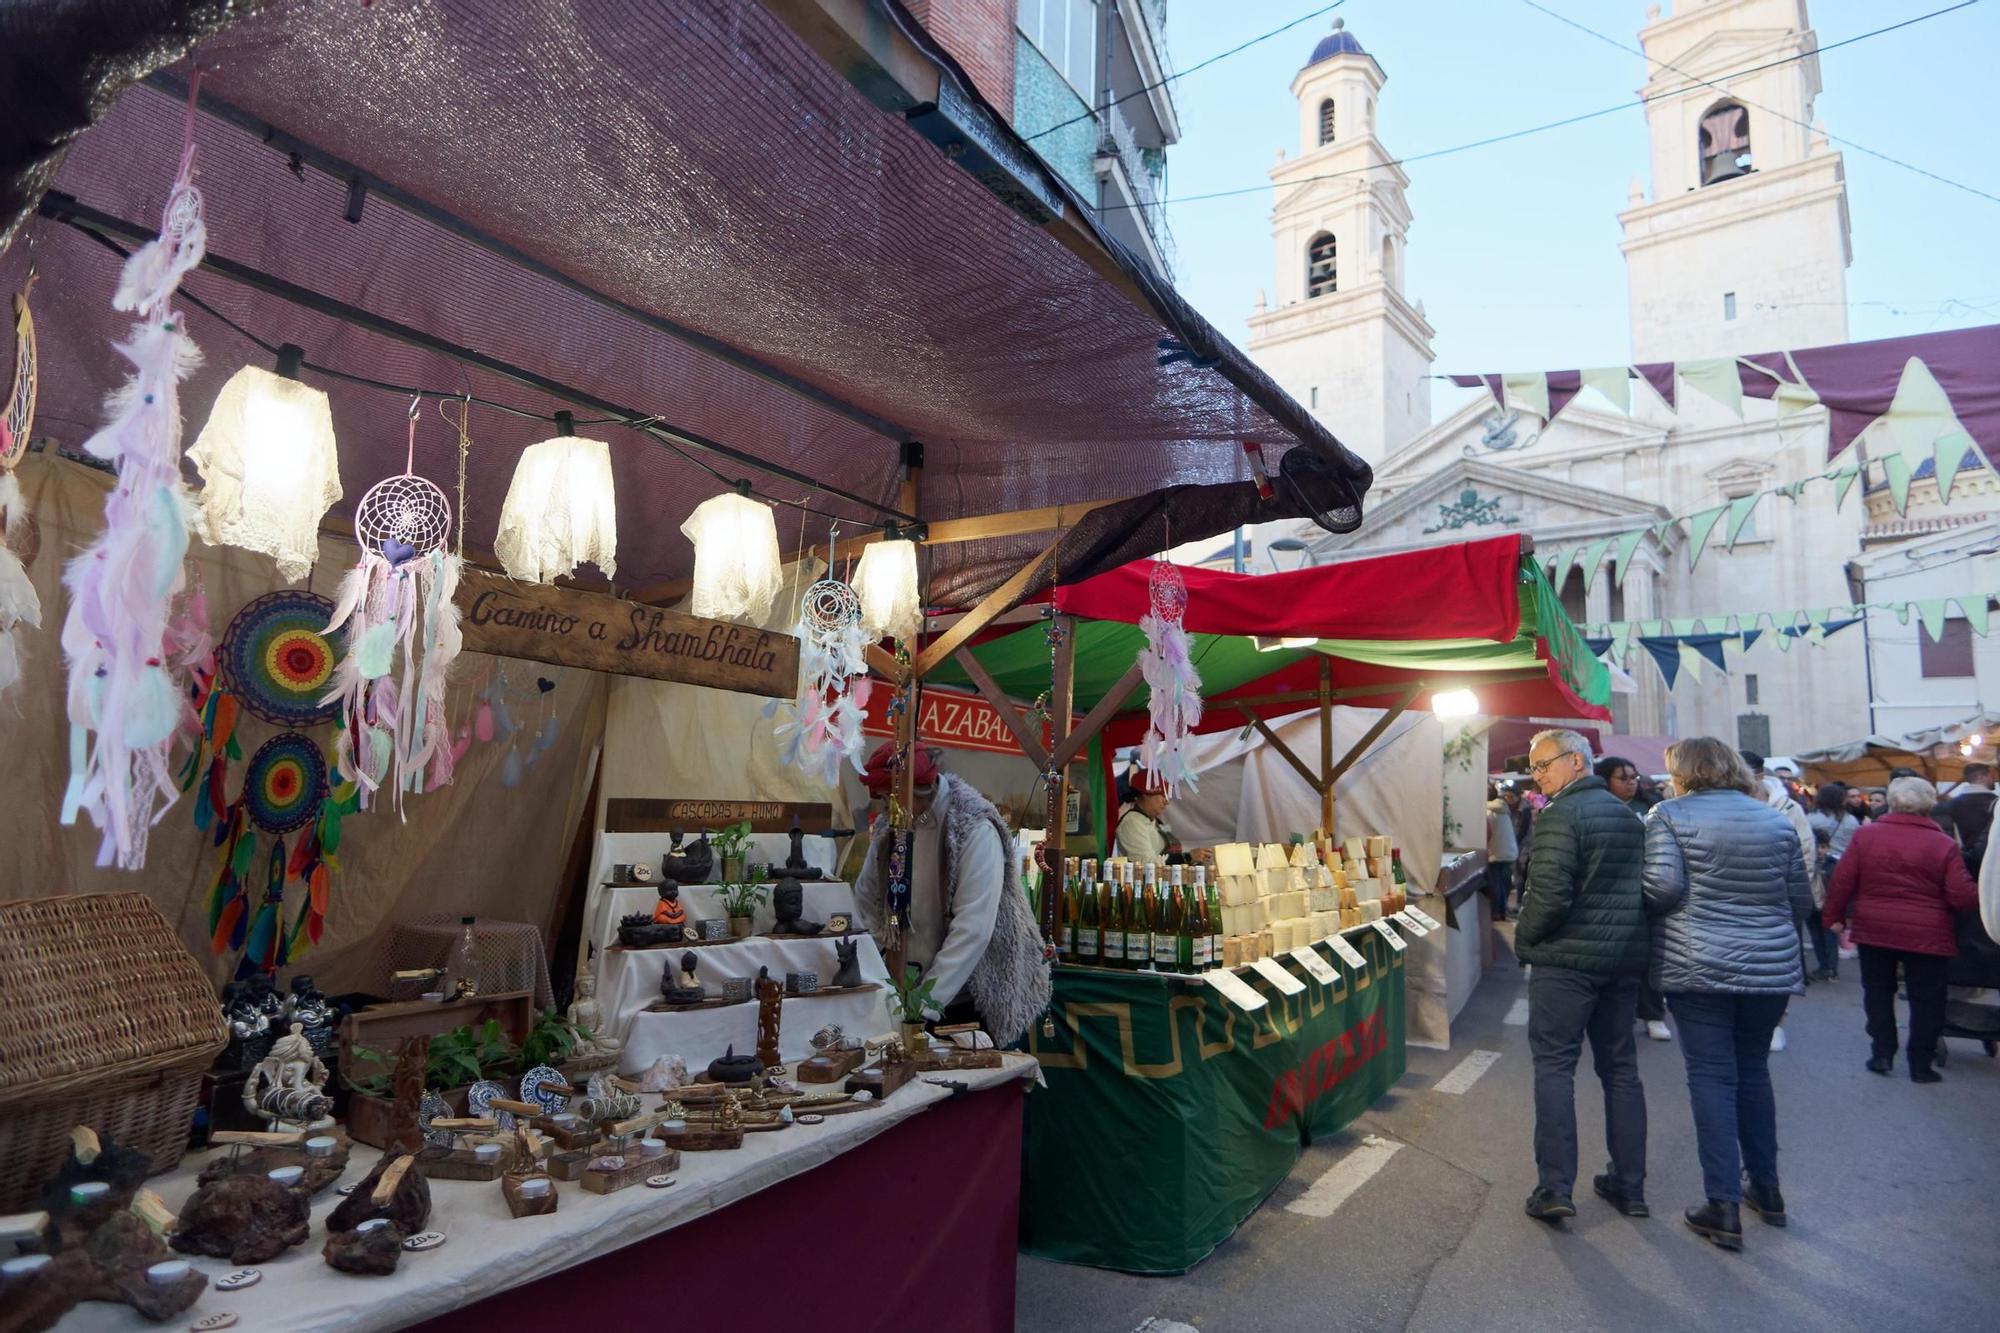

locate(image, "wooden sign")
(455, 569), (799, 699)
(605, 799), (836, 834)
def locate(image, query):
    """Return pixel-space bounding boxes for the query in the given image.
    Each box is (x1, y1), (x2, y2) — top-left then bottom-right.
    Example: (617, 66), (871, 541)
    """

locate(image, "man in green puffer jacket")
(1516, 728), (1651, 1226)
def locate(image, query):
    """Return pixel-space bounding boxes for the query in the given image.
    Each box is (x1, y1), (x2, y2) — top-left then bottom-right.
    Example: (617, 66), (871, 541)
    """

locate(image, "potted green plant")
(717, 866), (769, 938)
(711, 820), (754, 886)
(340, 1018), (521, 1149)
(886, 964), (936, 1050)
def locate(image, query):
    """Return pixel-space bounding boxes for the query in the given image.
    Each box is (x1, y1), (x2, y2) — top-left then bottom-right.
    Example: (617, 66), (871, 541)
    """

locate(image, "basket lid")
(0, 893), (228, 1104)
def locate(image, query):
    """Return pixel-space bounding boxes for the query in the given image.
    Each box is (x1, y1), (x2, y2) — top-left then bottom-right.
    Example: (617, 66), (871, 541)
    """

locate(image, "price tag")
(1393, 910), (1432, 937)
(1405, 906), (1441, 931)
(1250, 956), (1307, 996)
(1326, 934), (1368, 971)
(1288, 946), (1339, 985)
(1372, 919), (1407, 952)
(1202, 968), (1269, 1013)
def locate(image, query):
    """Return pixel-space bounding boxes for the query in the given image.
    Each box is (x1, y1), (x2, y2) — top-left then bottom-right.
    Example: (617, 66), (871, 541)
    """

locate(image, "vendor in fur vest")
(852, 742), (1052, 1044)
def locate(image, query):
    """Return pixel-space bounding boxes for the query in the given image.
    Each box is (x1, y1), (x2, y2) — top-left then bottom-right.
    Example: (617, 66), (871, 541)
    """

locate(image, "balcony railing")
(1095, 98), (1175, 269)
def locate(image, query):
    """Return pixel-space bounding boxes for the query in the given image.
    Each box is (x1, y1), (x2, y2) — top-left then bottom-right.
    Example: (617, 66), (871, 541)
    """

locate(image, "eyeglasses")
(1530, 752), (1578, 775)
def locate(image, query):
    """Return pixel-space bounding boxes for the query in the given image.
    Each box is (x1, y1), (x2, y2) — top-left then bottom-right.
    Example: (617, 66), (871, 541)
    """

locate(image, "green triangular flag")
(1916, 598), (1950, 642)
(1545, 547), (1572, 587)
(1504, 371), (1551, 422)
(1963, 597), (1990, 637)
(1611, 623), (1633, 664)
(1678, 640), (1706, 683)
(1581, 366), (1631, 414)
(1611, 528), (1646, 587)
(1893, 602), (1911, 625)
(1679, 358), (1744, 418)
(1685, 505), (1726, 570)
(1724, 493), (1761, 548)
(1578, 536), (1613, 590)
(1671, 618), (1698, 636)
(1828, 454), (1862, 510)
(1935, 432), (1977, 503)
(1641, 620), (1663, 637)
(1882, 451), (1913, 515)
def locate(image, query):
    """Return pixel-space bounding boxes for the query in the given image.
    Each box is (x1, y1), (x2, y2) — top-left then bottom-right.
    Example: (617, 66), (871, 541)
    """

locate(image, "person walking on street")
(1805, 783), (1859, 980)
(1948, 762), (1996, 875)
(1744, 752), (1815, 1052)
(1644, 739), (1813, 1252)
(1515, 729), (1650, 1225)
(1598, 756), (1672, 1043)
(1502, 783), (1534, 916)
(1824, 776), (1980, 1082)
(1486, 784), (1519, 922)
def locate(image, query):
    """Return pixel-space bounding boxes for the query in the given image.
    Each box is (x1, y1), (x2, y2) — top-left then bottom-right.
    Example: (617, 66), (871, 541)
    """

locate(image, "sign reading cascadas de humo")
(455, 569), (800, 699)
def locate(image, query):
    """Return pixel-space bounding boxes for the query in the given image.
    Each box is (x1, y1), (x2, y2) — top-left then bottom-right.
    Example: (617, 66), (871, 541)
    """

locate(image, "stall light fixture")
(852, 526), (921, 642)
(494, 410), (619, 584)
(1431, 688), (1480, 719)
(186, 344), (342, 582)
(680, 484), (782, 622)
(1251, 635), (1320, 652)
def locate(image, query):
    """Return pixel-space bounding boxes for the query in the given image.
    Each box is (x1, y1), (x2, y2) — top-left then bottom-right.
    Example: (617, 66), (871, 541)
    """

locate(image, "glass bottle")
(1101, 862), (1126, 971)
(446, 915), (479, 997)
(1200, 866), (1222, 971)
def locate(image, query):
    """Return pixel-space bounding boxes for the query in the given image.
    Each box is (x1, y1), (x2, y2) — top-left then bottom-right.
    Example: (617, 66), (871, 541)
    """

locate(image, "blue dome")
(1305, 18), (1366, 67)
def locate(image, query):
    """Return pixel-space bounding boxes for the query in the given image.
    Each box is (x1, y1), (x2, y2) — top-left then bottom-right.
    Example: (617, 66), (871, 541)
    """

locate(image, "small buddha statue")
(660, 950), (705, 1007)
(650, 883), (688, 941)
(566, 973), (622, 1061)
(770, 876), (821, 935)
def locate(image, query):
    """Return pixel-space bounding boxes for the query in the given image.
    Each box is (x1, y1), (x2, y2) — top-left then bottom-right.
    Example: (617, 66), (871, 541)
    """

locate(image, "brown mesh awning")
(1, 0), (1369, 600)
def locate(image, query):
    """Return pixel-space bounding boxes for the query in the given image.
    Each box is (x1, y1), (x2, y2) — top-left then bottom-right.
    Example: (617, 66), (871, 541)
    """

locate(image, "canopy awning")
(1794, 714), (1999, 787)
(931, 535), (1612, 731)
(1, 0), (1369, 605)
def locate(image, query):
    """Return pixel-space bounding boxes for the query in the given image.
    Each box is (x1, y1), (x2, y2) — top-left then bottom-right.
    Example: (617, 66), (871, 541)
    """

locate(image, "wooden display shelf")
(643, 981), (878, 1015)
(611, 931), (842, 953)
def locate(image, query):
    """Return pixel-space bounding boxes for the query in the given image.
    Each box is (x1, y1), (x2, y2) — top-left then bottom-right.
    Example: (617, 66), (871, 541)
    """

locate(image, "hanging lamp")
(852, 528), (921, 641)
(187, 344), (342, 582)
(493, 411), (618, 583)
(680, 483), (782, 622)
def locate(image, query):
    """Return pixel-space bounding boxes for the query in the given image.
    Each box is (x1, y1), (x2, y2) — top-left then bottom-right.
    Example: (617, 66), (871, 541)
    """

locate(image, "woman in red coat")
(1824, 776), (1980, 1082)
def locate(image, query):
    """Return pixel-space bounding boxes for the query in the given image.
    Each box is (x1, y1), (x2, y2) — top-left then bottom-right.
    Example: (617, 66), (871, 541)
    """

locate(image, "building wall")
(1012, 35), (1097, 197)
(906, 0), (1017, 113)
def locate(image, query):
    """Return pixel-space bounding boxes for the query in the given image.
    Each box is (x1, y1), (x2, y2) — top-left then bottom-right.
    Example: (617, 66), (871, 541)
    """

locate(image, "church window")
(1698, 100), (1752, 185)
(1318, 99), (1336, 146)
(1310, 386), (1320, 408)
(1745, 674), (1760, 706)
(1921, 618), (1976, 679)
(1307, 233), (1337, 298)
(1723, 291), (1737, 320)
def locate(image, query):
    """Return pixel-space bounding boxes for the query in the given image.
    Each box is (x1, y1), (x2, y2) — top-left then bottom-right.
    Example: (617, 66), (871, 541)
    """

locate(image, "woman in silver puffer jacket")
(1643, 738), (1813, 1253)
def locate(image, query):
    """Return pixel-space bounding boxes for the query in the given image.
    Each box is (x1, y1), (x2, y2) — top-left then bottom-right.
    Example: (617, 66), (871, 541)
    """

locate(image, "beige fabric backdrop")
(0, 454), (606, 996)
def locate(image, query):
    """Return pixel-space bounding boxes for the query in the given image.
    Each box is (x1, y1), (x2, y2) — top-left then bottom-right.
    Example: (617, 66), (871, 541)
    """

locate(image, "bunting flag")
(1577, 536), (1612, 590)
(1639, 637), (1682, 688)
(1724, 493), (1761, 549)
(1679, 358), (1744, 418)
(1936, 432), (1977, 503)
(1611, 528), (1647, 586)
(1580, 365), (1631, 414)
(1684, 507), (1726, 570)
(1963, 595), (1989, 638)
(1915, 598), (1951, 643)
(1503, 371), (1550, 422)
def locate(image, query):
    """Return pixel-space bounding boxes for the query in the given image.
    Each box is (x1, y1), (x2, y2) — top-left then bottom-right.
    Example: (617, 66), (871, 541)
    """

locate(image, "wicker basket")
(0, 892), (227, 1211)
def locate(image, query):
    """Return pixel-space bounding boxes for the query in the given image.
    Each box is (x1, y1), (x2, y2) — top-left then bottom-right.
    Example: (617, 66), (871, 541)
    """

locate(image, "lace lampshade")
(853, 537), (920, 641)
(679, 490), (781, 622)
(187, 364), (342, 582)
(493, 434), (618, 583)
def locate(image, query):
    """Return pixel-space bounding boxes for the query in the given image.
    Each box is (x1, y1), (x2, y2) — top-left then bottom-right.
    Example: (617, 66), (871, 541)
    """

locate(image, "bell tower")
(1248, 18), (1434, 466)
(1619, 0), (1851, 362)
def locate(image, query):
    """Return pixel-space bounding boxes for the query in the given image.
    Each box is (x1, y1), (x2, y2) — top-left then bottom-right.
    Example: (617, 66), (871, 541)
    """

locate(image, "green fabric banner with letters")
(1018, 927), (1407, 1274)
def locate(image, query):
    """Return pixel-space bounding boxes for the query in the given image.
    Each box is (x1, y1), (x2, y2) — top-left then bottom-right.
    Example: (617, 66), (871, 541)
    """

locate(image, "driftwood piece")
(579, 1149), (678, 1195)
(502, 1172), (559, 1218)
(197, 1142), (349, 1197)
(38, 1128), (152, 1251)
(327, 1154), (430, 1237)
(85, 1213), (207, 1320)
(386, 1037), (430, 1155)
(169, 1174), (310, 1265)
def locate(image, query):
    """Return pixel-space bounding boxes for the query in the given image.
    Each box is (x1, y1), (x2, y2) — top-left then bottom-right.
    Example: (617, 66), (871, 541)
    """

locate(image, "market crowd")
(1486, 734), (1996, 1252)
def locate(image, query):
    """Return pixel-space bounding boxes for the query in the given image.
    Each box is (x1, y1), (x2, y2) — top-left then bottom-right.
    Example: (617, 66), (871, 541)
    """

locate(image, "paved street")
(1016, 925), (2000, 1332)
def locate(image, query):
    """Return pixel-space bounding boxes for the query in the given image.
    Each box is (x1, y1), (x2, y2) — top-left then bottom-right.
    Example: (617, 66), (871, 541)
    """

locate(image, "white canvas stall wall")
(1167, 704), (1452, 1048)
(0, 455), (607, 995)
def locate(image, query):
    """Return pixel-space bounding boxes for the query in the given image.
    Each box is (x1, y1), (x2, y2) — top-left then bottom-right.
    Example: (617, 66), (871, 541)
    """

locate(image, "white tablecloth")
(54, 1057), (1035, 1333)
(601, 933), (896, 1073)
(588, 879), (857, 959)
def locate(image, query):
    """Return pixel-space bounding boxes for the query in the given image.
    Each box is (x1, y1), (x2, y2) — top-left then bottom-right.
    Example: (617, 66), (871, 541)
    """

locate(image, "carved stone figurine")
(755, 966), (783, 1070)
(566, 973), (622, 1061)
(781, 820), (824, 880)
(283, 973), (337, 1060)
(649, 882), (688, 940)
(221, 974), (286, 1070)
(242, 1023), (332, 1132)
(661, 828), (714, 885)
(659, 950), (705, 1007)
(831, 937), (863, 989)
(770, 876), (821, 935)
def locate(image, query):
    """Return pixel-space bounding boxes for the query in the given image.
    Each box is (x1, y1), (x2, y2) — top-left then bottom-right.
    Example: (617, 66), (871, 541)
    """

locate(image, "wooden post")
(1318, 657), (1335, 839)
(1042, 613), (1077, 944)
(887, 667), (916, 986)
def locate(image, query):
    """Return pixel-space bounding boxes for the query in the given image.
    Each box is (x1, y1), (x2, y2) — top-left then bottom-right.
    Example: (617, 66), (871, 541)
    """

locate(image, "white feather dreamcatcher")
(765, 536), (870, 787)
(1137, 556), (1203, 795)
(322, 404), (463, 814)
(0, 470), (40, 699)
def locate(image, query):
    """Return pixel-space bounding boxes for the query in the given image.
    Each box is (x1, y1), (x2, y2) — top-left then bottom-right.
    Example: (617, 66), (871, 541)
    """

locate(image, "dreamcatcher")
(470, 663), (562, 789)
(323, 404), (464, 814)
(765, 530), (869, 786)
(0, 273), (39, 698)
(1136, 556), (1202, 795)
(191, 591), (358, 973)
(59, 80), (208, 869)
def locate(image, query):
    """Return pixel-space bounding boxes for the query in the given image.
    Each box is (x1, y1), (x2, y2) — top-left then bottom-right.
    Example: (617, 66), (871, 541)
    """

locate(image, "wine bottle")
(1101, 862), (1127, 971)
(1153, 874), (1178, 972)
(1079, 858), (1101, 965)
(1201, 866), (1222, 972)
(1061, 869), (1080, 961)
(1120, 864), (1143, 969)
(1391, 846), (1408, 913)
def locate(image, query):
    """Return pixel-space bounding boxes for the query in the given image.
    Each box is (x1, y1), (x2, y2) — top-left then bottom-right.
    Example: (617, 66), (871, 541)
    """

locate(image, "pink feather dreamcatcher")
(1137, 556), (1203, 796)
(58, 84), (209, 868)
(322, 404), (463, 814)
(766, 534), (869, 787)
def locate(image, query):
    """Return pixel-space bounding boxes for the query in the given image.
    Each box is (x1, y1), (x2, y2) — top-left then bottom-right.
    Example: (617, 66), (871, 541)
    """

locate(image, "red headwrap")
(862, 742), (939, 797)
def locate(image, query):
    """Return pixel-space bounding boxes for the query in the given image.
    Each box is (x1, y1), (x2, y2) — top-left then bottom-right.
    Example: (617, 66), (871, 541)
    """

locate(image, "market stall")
(0, 1), (1386, 1328)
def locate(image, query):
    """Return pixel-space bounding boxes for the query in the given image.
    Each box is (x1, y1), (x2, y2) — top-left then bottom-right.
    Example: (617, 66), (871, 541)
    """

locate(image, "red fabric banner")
(1051, 535), (1525, 643)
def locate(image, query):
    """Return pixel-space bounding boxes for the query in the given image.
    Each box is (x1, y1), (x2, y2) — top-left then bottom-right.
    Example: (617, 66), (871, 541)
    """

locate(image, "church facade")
(1246, 3), (1994, 757)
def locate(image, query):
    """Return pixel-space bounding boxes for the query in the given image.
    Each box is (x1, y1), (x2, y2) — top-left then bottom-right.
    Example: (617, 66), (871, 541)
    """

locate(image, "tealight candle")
(69, 1181), (111, 1206)
(638, 1138), (665, 1158)
(516, 1177), (550, 1198)
(305, 1135), (337, 1158)
(146, 1260), (192, 1287)
(3, 1255), (52, 1278)
(472, 1142), (501, 1163)
(267, 1166), (305, 1188)
(551, 1113), (579, 1127)
(357, 1218), (390, 1233)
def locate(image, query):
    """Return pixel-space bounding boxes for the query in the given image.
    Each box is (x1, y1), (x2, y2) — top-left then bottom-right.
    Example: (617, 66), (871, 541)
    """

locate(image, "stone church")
(1245, 2), (1996, 757)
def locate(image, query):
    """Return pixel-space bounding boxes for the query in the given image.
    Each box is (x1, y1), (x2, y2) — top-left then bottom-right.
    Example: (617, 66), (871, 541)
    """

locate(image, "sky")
(1153, 0), (2000, 376)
